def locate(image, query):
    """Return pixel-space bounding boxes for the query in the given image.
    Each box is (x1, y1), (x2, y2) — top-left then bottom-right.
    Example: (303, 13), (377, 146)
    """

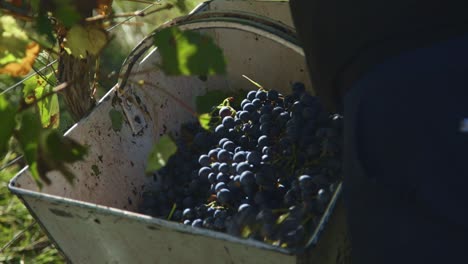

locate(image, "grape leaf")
(198, 113), (211, 130)
(153, 27), (226, 76)
(64, 25), (110, 58)
(146, 135), (177, 174)
(23, 73), (60, 128)
(109, 109), (123, 132)
(0, 95), (16, 158)
(35, 75), (60, 129)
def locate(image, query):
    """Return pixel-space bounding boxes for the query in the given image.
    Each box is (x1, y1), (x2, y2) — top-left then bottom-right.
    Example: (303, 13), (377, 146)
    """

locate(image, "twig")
(87, 4), (173, 23)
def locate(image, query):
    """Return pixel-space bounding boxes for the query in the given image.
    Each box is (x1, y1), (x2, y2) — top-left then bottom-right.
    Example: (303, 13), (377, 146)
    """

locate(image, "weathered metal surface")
(9, 1), (350, 263)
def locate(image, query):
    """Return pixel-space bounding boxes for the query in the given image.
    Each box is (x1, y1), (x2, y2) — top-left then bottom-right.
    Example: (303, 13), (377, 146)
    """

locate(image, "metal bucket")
(9, 1), (350, 263)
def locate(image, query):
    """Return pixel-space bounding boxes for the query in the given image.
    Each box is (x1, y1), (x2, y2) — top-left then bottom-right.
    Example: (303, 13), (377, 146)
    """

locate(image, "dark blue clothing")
(343, 33), (468, 264)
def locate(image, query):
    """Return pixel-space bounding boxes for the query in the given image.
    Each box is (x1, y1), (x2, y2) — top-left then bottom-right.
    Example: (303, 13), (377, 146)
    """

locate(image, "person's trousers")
(344, 33), (468, 263)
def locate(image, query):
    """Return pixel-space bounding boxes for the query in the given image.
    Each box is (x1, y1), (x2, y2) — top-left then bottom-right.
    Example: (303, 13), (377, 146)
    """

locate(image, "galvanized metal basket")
(9, 1), (350, 263)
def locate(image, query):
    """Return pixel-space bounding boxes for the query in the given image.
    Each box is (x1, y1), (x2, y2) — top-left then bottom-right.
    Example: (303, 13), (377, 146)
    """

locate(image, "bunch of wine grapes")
(139, 82), (343, 248)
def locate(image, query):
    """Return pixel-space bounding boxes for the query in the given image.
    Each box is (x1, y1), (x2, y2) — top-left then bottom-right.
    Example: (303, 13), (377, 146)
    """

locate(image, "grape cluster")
(139, 83), (343, 248)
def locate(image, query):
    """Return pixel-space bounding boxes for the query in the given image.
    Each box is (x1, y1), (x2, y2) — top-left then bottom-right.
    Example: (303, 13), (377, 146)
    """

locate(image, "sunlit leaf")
(35, 74), (60, 128)
(22, 73), (60, 128)
(0, 95), (16, 158)
(198, 113), (211, 130)
(109, 108), (123, 132)
(153, 27), (226, 76)
(64, 25), (110, 58)
(146, 135), (177, 174)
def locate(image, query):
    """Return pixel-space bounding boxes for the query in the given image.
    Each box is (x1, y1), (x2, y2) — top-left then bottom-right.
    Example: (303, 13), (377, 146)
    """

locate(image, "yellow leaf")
(64, 25), (109, 58)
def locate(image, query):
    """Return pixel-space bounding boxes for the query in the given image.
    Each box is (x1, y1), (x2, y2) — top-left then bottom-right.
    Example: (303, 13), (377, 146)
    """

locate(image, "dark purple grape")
(252, 98), (262, 108)
(183, 208), (195, 220)
(240, 171), (255, 187)
(217, 188), (232, 204)
(215, 182), (227, 192)
(222, 116), (235, 129)
(192, 218), (203, 228)
(198, 167), (212, 180)
(208, 149), (219, 159)
(218, 163), (230, 174)
(219, 138), (230, 146)
(272, 106), (284, 116)
(214, 209), (228, 219)
(233, 151), (246, 163)
(262, 154), (271, 162)
(267, 90), (279, 101)
(241, 99), (251, 109)
(215, 124), (227, 137)
(260, 105), (272, 115)
(298, 175), (316, 190)
(216, 172), (230, 183)
(236, 162), (251, 174)
(317, 188), (331, 205)
(238, 203), (251, 213)
(257, 135), (269, 148)
(172, 210), (183, 221)
(183, 219), (192, 225)
(243, 103), (255, 112)
(219, 106), (232, 118)
(239, 111), (250, 122)
(217, 149), (231, 163)
(198, 155), (210, 167)
(247, 90), (257, 101)
(208, 172), (216, 183)
(222, 141), (236, 152)
(256, 90), (267, 101)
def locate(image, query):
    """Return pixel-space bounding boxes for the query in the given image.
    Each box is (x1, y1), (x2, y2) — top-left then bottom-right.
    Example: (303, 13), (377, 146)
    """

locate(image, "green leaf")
(35, 75), (60, 128)
(16, 111), (43, 187)
(53, 0), (81, 28)
(198, 113), (211, 131)
(0, 95), (16, 157)
(146, 135), (177, 174)
(109, 109), (123, 132)
(153, 27), (226, 76)
(23, 73), (60, 128)
(64, 25), (109, 58)
(195, 90), (229, 113)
